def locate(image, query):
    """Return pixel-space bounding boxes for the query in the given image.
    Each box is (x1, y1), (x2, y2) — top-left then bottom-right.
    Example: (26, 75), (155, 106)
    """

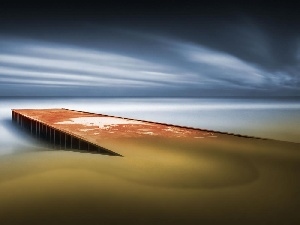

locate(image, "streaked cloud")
(172, 41), (299, 90)
(0, 32), (299, 96)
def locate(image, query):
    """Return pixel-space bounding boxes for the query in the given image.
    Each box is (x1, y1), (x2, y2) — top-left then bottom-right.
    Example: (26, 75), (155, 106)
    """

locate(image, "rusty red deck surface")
(12, 108), (218, 144)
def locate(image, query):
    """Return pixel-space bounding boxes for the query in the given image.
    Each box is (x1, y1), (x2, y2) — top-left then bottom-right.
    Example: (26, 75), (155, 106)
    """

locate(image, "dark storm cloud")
(0, 1), (299, 96)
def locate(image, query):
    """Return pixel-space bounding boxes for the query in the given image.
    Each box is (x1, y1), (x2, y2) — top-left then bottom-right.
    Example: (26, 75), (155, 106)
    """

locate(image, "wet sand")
(0, 134), (299, 225)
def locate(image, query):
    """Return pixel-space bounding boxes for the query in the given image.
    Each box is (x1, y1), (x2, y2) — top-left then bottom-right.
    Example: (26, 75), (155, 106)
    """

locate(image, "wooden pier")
(12, 108), (221, 156)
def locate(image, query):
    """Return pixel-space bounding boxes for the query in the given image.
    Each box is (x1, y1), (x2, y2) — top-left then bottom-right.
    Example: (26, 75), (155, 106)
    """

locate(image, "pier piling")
(12, 109), (119, 156)
(12, 108), (254, 157)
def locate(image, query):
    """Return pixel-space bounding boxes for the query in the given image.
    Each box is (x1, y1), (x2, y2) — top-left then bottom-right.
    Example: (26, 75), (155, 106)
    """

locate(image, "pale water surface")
(0, 97), (300, 155)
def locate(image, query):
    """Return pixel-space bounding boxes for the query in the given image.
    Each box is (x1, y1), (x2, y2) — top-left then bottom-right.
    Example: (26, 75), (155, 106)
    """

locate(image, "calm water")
(1, 97), (300, 154)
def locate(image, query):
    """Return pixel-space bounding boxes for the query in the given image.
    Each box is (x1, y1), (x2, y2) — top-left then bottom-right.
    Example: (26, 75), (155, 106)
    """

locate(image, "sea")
(1, 97), (300, 155)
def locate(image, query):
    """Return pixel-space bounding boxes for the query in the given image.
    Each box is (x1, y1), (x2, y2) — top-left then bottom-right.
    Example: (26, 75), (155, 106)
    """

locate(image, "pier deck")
(12, 108), (219, 156)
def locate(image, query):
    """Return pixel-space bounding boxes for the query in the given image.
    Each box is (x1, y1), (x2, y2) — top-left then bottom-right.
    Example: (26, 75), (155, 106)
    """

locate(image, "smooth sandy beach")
(0, 134), (299, 225)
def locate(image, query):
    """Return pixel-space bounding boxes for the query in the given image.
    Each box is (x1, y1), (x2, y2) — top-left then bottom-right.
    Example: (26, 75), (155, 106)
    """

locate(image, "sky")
(0, 1), (299, 97)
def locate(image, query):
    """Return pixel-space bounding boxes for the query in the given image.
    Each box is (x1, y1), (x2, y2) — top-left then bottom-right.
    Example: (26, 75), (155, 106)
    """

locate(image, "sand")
(0, 134), (299, 225)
